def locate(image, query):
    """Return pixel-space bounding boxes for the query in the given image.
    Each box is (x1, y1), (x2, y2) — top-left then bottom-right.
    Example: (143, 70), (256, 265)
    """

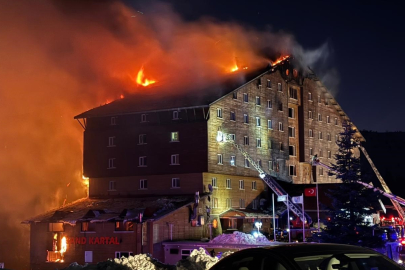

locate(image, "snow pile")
(210, 231), (271, 245)
(176, 248), (219, 270)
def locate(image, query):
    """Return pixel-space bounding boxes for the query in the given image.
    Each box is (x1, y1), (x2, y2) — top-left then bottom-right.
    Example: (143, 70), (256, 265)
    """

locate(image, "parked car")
(210, 243), (405, 270)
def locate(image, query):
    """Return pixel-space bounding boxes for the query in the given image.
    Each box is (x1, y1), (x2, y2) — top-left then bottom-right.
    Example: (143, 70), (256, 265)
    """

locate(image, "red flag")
(304, 187), (316, 197)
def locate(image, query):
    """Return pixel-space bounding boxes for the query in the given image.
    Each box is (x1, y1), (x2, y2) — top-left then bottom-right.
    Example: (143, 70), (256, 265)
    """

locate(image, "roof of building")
(22, 195), (200, 225)
(219, 209), (276, 219)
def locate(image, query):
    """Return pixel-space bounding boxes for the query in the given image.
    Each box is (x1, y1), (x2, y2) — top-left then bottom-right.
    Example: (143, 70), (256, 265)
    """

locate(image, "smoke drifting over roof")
(0, 1), (332, 268)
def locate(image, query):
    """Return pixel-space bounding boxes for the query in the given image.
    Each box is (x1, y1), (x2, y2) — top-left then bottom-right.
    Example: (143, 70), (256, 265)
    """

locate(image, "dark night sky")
(129, 0), (405, 132)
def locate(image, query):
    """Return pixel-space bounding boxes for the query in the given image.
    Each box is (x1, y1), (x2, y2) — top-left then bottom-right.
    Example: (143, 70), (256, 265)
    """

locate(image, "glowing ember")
(120, 94), (124, 99)
(271, 55), (290, 66)
(230, 65), (239, 72)
(136, 66), (156, 86)
(82, 175), (89, 187)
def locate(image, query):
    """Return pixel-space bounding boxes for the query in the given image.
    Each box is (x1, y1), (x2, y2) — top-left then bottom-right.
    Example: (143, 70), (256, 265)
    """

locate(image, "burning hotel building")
(23, 58), (362, 269)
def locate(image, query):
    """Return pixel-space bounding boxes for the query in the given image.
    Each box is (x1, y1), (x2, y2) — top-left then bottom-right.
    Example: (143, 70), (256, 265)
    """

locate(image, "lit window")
(309, 110), (313, 119)
(319, 132), (323, 140)
(171, 154), (179, 165)
(108, 136), (116, 147)
(288, 108), (294, 118)
(217, 154), (223, 165)
(268, 120), (273, 129)
(267, 80), (272, 88)
(226, 179), (231, 189)
(243, 114), (249, 124)
(173, 111), (179, 120)
(277, 83), (282, 92)
(244, 158), (250, 168)
(243, 136), (249, 145)
(267, 100), (272, 109)
(288, 126), (295, 138)
(171, 132), (179, 142)
(108, 181), (116, 191)
(289, 145), (296, 156)
(217, 108), (223, 118)
(243, 93), (248, 103)
(278, 122), (284, 131)
(230, 111), (236, 121)
(140, 179), (147, 189)
(141, 114), (148, 122)
(289, 165), (296, 176)
(108, 158), (116, 169)
(318, 114), (322, 122)
(252, 181), (257, 190)
(256, 117), (261, 127)
(268, 161), (273, 170)
(257, 138), (262, 148)
(309, 129), (313, 137)
(172, 178), (180, 188)
(288, 87), (298, 99)
(139, 134), (147, 144)
(230, 156), (236, 166)
(239, 180), (245, 190)
(256, 96), (261, 106)
(212, 177), (217, 188)
(139, 156), (147, 167)
(239, 199), (246, 209)
(110, 117), (117, 125)
(49, 223), (64, 232)
(308, 92), (312, 101)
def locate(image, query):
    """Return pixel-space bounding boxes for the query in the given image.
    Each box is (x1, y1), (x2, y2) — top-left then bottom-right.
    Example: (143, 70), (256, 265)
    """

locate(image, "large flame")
(271, 55), (290, 66)
(136, 66), (156, 87)
(60, 236), (67, 262)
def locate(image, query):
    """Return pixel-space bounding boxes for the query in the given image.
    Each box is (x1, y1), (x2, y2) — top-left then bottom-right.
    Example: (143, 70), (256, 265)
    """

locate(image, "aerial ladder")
(216, 131), (312, 224)
(311, 149), (405, 222)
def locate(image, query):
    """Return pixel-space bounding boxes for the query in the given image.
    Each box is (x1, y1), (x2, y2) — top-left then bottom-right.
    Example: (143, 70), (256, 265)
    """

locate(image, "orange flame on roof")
(271, 55), (290, 66)
(136, 66), (156, 87)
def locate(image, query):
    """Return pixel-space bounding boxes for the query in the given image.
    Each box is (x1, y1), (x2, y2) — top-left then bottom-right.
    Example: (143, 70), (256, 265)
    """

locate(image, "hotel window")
(230, 156), (236, 166)
(319, 149), (323, 157)
(308, 92), (312, 101)
(289, 165), (296, 176)
(115, 221), (134, 231)
(226, 198), (232, 208)
(252, 199), (258, 210)
(140, 179), (148, 189)
(81, 222), (94, 232)
(268, 139), (273, 150)
(278, 83), (282, 92)
(318, 113), (322, 122)
(212, 177), (217, 188)
(288, 126), (295, 138)
(243, 114), (249, 124)
(257, 159), (262, 168)
(327, 133), (331, 141)
(267, 100), (272, 109)
(141, 114), (148, 122)
(267, 80), (272, 88)
(217, 154), (223, 165)
(318, 95), (321, 103)
(108, 181), (116, 191)
(309, 110), (313, 119)
(139, 134), (147, 144)
(239, 179), (245, 190)
(256, 117), (261, 127)
(327, 115), (330, 124)
(115, 252), (134, 258)
(230, 111), (236, 121)
(319, 167), (324, 176)
(309, 148), (313, 156)
(328, 150), (332, 159)
(239, 199), (246, 209)
(268, 160), (273, 170)
(217, 108), (223, 118)
(335, 118), (338, 126)
(171, 154), (179, 165)
(226, 179), (231, 189)
(171, 131), (179, 142)
(139, 156), (147, 167)
(110, 116), (117, 125)
(289, 145), (296, 156)
(257, 138), (262, 148)
(278, 102), (283, 111)
(319, 132), (323, 140)
(229, 134), (236, 141)
(288, 107), (295, 118)
(309, 129), (313, 137)
(280, 142), (284, 151)
(268, 120), (273, 129)
(288, 87), (298, 99)
(256, 96), (261, 106)
(252, 181), (257, 190)
(233, 91), (237, 99)
(108, 136), (116, 147)
(108, 158), (116, 169)
(212, 198), (219, 208)
(49, 223), (64, 232)
(243, 93), (248, 103)
(243, 136), (249, 145)
(172, 178), (180, 188)
(278, 122), (284, 131)
(173, 110), (179, 120)
(244, 158), (250, 168)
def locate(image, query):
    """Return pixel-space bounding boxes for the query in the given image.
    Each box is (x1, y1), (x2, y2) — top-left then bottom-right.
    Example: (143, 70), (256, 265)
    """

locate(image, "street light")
(255, 221), (262, 234)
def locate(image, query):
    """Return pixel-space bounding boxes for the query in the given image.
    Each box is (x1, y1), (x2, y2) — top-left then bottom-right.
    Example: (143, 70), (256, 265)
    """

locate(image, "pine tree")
(313, 122), (384, 248)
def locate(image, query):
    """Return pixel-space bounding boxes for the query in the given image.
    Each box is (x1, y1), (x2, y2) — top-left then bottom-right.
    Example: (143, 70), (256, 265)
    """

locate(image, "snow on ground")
(63, 231), (276, 270)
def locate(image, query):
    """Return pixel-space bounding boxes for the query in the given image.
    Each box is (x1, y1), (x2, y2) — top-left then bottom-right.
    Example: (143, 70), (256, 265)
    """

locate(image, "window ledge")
(138, 165), (147, 167)
(170, 164), (180, 166)
(114, 231), (134, 233)
(107, 145), (116, 147)
(170, 187), (181, 189)
(170, 141), (180, 143)
(107, 167), (116, 169)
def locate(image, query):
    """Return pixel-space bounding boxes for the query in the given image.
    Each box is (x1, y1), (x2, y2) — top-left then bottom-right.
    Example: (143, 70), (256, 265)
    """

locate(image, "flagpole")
(287, 193), (291, 243)
(272, 193), (276, 241)
(302, 193), (305, 242)
(316, 182), (320, 232)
